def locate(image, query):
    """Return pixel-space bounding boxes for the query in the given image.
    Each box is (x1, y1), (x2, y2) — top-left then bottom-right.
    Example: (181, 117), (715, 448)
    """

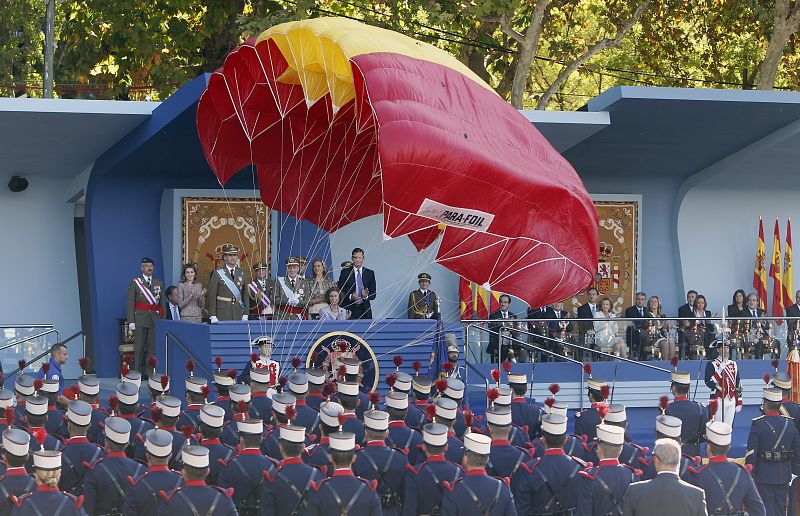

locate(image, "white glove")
(736, 404), (742, 413)
(128, 323), (135, 331)
(288, 296), (299, 307)
(209, 316), (219, 324)
(241, 315), (249, 321)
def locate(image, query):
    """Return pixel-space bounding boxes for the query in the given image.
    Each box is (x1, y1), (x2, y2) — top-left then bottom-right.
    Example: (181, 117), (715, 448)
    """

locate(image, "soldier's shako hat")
(253, 335), (274, 347)
(596, 424), (625, 445)
(141, 257), (154, 265)
(145, 429), (173, 457)
(444, 378), (465, 400)
(148, 374), (169, 393)
(364, 410), (389, 431)
(250, 367), (272, 385)
(671, 371), (691, 385)
(486, 406), (512, 426)
(763, 387), (783, 402)
(222, 244), (239, 256)
(182, 445), (210, 468)
(329, 432), (356, 451)
(307, 368), (326, 386)
(418, 273), (432, 282)
(412, 376), (431, 395)
(229, 384), (251, 403)
(280, 424), (306, 443)
(155, 396), (182, 418)
(272, 393), (295, 415)
(423, 423), (448, 446)
(236, 418), (263, 435)
(24, 395), (48, 416)
(319, 401), (344, 427)
(588, 378), (608, 391)
(0, 389), (14, 408)
(655, 415), (682, 438)
(464, 433), (491, 455)
(200, 404), (225, 428)
(495, 385), (512, 406)
(32, 450), (61, 470)
(252, 261), (268, 271)
(393, 372), (412, 392)
(706, 421), (732, 446)
(545, 400), (568, 417)
(507, 370), (528, 385)
(337, 381), (360, 398)
(185, 376), (208, 394)
(122, 370), (142, 389)
(67, 400), (92, 426)
(213, 371), (235, 387)
(288, 373), (309, 395)
(15, 375), (34, 396)
(773, 372), (792, 390)
(604, 404), (627, 423)
(541, 414), (568, 435)
(434, 397), (458, 421)
(384, 391), (409, 410)
(447, 343), (459, 353)
(115, 381), (139, 405)
(105, 416), (132, 444)
(40, 379), (59, 394)
(339, 358), (360, 376)
(2, 428), (30, 457)
(78, 375), (100, 396)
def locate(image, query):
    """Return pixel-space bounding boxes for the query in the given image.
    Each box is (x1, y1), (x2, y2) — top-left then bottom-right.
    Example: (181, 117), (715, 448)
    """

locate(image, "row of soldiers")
(1, 352), (799, 515)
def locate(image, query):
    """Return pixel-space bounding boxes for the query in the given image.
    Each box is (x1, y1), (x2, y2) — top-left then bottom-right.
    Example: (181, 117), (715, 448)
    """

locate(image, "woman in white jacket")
(594, 297), (628, 357)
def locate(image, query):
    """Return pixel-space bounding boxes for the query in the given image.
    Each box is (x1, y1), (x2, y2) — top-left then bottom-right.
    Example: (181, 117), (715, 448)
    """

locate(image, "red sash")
(135, 301), (164, 317)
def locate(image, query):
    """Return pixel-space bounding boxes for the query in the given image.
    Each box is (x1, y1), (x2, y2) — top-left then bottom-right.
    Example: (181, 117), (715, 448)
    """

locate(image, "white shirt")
(169, 302), (180, 320)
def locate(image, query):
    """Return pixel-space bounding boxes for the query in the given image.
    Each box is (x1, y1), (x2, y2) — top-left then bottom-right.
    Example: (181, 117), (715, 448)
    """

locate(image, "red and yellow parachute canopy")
(196, 17), (598, 307)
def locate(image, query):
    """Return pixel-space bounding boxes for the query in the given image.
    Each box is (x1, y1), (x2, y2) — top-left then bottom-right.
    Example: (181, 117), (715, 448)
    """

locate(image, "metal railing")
(164, 332), (214, 379)
(5, 330), (85, 378)
(0, 329), (60, 352)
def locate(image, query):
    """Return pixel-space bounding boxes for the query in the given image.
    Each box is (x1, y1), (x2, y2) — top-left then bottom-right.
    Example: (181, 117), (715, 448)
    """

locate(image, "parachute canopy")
(196, 17), (598, 307)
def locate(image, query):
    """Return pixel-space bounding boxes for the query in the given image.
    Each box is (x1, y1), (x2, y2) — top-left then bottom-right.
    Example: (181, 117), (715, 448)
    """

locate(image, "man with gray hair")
(623, 438), (707, 516)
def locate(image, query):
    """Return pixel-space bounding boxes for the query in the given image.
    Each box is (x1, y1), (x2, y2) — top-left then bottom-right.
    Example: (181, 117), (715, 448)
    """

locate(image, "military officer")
(212, 366), (236, 422)
(390, 372), (426, 429)
(353, 410), (409, 515)
(403, 423), (463, 516)
(410, 375), (432, 428)
(576, 424), (640, 516)
(272, 256), (310, 320)
(746, 387), (800, 516)
(10, 450), (84, 516)
(140, 366), (169, 421)
(142, 396), (194, 469)
(247, 261), (275, 319)
(305, 368), (326, 412)
(23, 394), (63, 454)
(304, 401), (344, 474)
(441, 432), (517, 515)
(38, 379), (64, 437)
(59, 400), (104, 495)
(511, 413), (584, 515)
(688, 421), (765, 516)
(286, 373), (318, 433)
(771, 371), (800, 430)
(83, 416), (144, 515)
(178, 375), (209, 431)
(305, 432), (383, 516)
(260, 422), (324, 515)
(197, 404), (234, 485)
(433, 398), (465, 465)
(75, 375), (107, 445)
(0, 429), (36, 516)
(445, 342), (465, 379)
(484, 405), (527, 479)
(113, 381), (155, 452)
(665, 368), (707, 457)
(585, 404), (645, 468)
(637, 413), (697, 480)
(218, 418), (277, 515)
(206, 244), (249, 323)
(0, 395), (13, 437)
(220, 384), (255, 446)
(573, 376), (608, 442)
(384, 391), (425, 465)
(408, 273), (440, 319)
(508, 369), (542, 441)
(122, 429), (182, 516)
(126, 257), (166, 375)
(337, 381), (366, 444)
(158, 446), (238, 516)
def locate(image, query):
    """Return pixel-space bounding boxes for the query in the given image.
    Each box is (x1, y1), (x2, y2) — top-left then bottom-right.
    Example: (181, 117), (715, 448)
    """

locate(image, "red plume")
(670, 355), (679, 369)
(600, 385), (610, 400)
(463, 408), (474, 429)
(108, 396), (119, 413)
(182, 425), (193, 440)
(486, 388), (499, 402)
(285, 405), (297, 422)
(323, 380), (336, 399)
(123, 353), (133, 365)
(291, 357), (301, 369)
(583, 363), (592, 376)
(33, 379), (43, 392)
(337, 413), (347, 428)
(310, 351), (318, 363)
(226, 369), (237, 379)
(215, 357), (223, 370)
(338, 365), (347, 379)
(41, 363), (50, 375)
(78, 357), (90, 372)
(490, 369), (501, 383)
(186, 360), (195, 374)
(548, 383), (560, 396)
(237, 400), (247, 414)
(544, 397), (555, 408)
(425, 404), (437, 421)
(150, 406), (162, 424)
(764, 373), (771, 385)
(502, 360), (513, 374)
(386, 373), (397, 389)
(435, 379), (448, 393)
(443, 362), (454, 374)
(160, 375), (169, 391)
(4, 406), (14, 424)
(393, 355), (403, 369)
(772, 359), (780, 371)
(17, 360), (26, 371)
(413, 361), (421, 374)
(659, 395), (669, 413)
(368, 391), (380, 408)
(708, 398), (718, 419)
(200, 385), (210, 400)
(250, 352), (259, 363)
(278, 376), (287, 391)
(597, 404), (610, 421)
(147, 356), (158, 369)
(120, 364), (130, 377)
(338, 341), (348, 353)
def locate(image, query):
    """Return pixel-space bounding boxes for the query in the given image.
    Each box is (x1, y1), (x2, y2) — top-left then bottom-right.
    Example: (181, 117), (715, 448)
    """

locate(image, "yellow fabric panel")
(256, 17), (495, 110)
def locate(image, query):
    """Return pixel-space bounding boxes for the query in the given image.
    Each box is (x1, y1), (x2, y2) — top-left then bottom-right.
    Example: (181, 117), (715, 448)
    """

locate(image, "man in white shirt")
(166, 286), (181, 321)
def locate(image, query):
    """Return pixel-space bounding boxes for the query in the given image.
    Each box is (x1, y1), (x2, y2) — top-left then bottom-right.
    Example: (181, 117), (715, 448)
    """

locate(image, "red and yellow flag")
(770, 219), (783, 321)
(784, 219), (794, 309)
(459, 277), (473, 319)
(474, 284), (501, 319)
(789, 347), (800, 403)
(754, 218), (768, 310)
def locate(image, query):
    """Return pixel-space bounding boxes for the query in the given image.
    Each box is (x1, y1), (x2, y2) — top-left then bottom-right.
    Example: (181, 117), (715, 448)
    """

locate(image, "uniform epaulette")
(127, 471), (148, 486)
(390, 445), (409, 456)
(311, 477), (332, 491)
(159, 486), (181, 501)
(11, 492), (31, 507)
(687, 464), (706, 475)
(571, 455), (589, 468)
(211, 485), (234, 498)
(67, 493), (84, 509)
(630, 442), (648, 454)
(405, 463), (420, 475)
(520, 458), (541, 474)
(442, 480), (455, 492)
(135, 433), (146, 443)
(637, 455), (653, 467)
(303, 444), (317, 456)
(579, 468), (598, 480)
(82, 456), (103, 470)
(687, 455), (701, 466)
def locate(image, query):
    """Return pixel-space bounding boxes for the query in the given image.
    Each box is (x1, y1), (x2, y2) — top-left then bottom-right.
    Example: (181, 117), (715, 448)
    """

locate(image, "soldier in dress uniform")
(433, 398), (465, 465)
(122, 429), (182, 516)
(38, 379), (64, 437)
(10, 450), (85, 516)
(75, 375), (107, 445)
(585, 404), (645, 468)
(704, 342), (742, 425)
(206, 244), (248, 323)
(132, 396), (194, 469)
(410, 375), (432, 429)
(139, 369), (169, 422)
(484, 406), (527, 479)
(220, 384), (255, 447)
(178, 375), (208, 431)
(113, 382), (154, 454)
(218, 419), (277, 515)
(126, 257), (167, 376)
(508, 369), (542, 441)
(272, 257), (310, 320)
(0, 393), (13, 438)
(286, 373), (318, 434)
(59, 400), (105, 495)
(305, 431), (383, 516)
(247, 365), (274, 424)
(576, 424), (640, 516)
(746, 387), (800, 516)
(637, 413), (697, 480)
(23, 394), (63, 454)
(353, 410), (409, 515)
(529, 399), (591, 460)
(441, 378), (469, 439)
(511, 413), (584, 515)
(408, 273), (440, 319)
(445, 342), (465, 379)
(337, 382), (366, 444)
(197, 404), (234, 485)
(491, 386), (531, 448)
(304, 401), (343, 474)
(390, 372), (425, 429)
(441, 432), (517, 516)
(83, 417), (144, 515)
(247, 261), (275, 320)
(238, 336), (280, 389)
(260, 393), (295, 460)
(403, 423), (464, 516)
(305, 368), (326, 412)
(260, 422), (324, 515)
(573, 376), (608, 442)
(0, 429), (36, 516)
(688, 421), (765, 516)
(13, 375), (34, 426)
(770, 371), (800, 429)
(665, 368), (707, 457)
(158, 446), (238, 516)
(384, 391), (425, 465)
(211, 365), (236, 422)
(336, 357), (371, 419)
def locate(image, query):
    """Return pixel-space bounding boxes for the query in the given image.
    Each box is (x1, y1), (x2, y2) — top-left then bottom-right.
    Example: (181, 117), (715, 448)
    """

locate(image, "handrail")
(462, 360), (492, 408)
(0, 325), (54, 330)
(0, 329), (60, 352)
(2, 330), (86, 379)
(60, 330), (86, 361)
(164, 332), (214, 379)
(462, 316), (800, 323)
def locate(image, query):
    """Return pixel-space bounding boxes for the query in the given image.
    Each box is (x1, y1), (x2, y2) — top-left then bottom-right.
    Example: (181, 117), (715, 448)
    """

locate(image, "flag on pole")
(427, 319), (448, 380)
(770, 219), (784, 322)
(789, 347), (800, 403)
(754, 218), (768, 310)
(474, 284), (501, 318)
(459, 277), (473, 319)
(784, 219), (794, 310)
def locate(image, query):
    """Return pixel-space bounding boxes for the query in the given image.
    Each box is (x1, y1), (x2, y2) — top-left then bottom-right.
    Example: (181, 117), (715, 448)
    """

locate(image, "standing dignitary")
(158, 446), (238, 516)
(622, 438), (707, 516)
(338, 247), (377, 319)
(408, 273), (440, 319)
(207, 244), (249, 323)
(126, 257), (166, 376)
(272, 257), (310, 320)
(247, 261), (274, 319)
(487, 295), (519, 362)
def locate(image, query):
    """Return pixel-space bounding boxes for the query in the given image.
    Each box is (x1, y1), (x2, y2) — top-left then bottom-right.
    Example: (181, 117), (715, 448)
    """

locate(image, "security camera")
(8, 176), (28, 193)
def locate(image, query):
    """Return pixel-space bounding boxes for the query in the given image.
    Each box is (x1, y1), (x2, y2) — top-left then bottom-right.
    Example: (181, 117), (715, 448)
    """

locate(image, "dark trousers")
(133, 323), (156, 376)
(757, 482), (789, 516)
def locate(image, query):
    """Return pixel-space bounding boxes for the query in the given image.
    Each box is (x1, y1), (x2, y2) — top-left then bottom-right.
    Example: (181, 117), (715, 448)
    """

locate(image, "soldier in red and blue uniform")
(259, 393), (295, 461)
(0, 429), (36, 516)
(384, 391), (424, 465)
(305, 431), (382, 516)
(576, 424), (641, 516)
(434, 397), (465, 465)
(22, 394), (63, 456)
(529, 400), (591, 460)
(637, 414), (698, 480)
(74, 375), (107, 445)
(158, 445), (238, 516)
(336, 381), (366, 444)
(483, 406), (527, 479)
(489, 385), (531, 448)
(38, 379), (65, 437)
(511, 413), (584, 515)
(304, 401), (343, 474)
(584, 404), (646, 468)
(10, 450), (85, 516)
(688, 421), (765, 516)
(573, 376), (608, 442)
(113, 381), (154, 452)
(212, 366), (236, 422)
(746, 387), (800, 516)
(13, 374), (35, 427)
(83, 416), (144, 515)
(441, 431), (517, 516)
(392, 372), (426, 429)
(133, 396), (193, 468)
(335, 358), (372, 420)
(304, 369), (326, 412)
(442, 378), (469, 439)
(122, 429), (182, 516)
(221, 384), (258, 447)
(286, 373), (318, 434)
(197, 404), (234, 485)
(771, 371), (800, 514)
(139, 370), (170, 421)
(410, 376), (432, 430)
(353, 410), (409, 515)
(665, 369), (707, 457)
(403, 423), (463, 516)
(0, 391), (15, 438)
(508, 369), (542, 441)
(59, 400), (105, 495)
(260, 422), (323, 515)
(218, 418), (277, 515)
(243, 365), (273, 425)
(178, 376), (208, 431)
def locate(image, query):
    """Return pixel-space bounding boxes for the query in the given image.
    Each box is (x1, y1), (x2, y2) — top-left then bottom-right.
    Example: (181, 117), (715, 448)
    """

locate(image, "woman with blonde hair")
(11, 450), (86, 515)
(307, 259), (337, 319)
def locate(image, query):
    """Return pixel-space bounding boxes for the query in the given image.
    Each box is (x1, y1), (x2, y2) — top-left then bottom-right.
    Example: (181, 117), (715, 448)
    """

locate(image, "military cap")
(412, 376), (431, 394)
(0, 389), (14, 409)
(2, 428), (30, 457)
(78, 375), (100, 396)
(541, 413), (567, 435)
(253, 335), (274, 347)
(329, 432), (356, 452)
(447, 343), (459, 353)
(763, 387), (783, 402)
(222, 244), (239, 255)
(229, 384), (252, 403)
(339, 358), (360, 376)
(444, 378), (464, 400)
(706, 421), (732, 446)
(252, 261), (268, 271)
(67, 400), (92, 426)
(15, 375), (34, 396)
(148, 374), (169, 393)
(364, 410), (389, 431)
(773, 372), (792, 390)
(272, 393), (295, 415)
(319, 401), (344, 427)
(341, 261), (353, 269)
(40, 379), (59, 394)
(213, 371), (235, 387)
(32, 450), (61, 470)
(115, 381), (139, 405)
(507, 370), (528, 385)
(121, 370), (142, 389)
(495, 385), (512, 406)
(288, 373), (309, 395)
(155, 396), (182, 418)
(655, 415), (682, 437)
(185, 376), (208, 394)
(384, 391), (409, 410)
(604, 404), (627, 423)
(249, 366), (272, 385)
(306, 368), (326, 386)
(297, 256), (308, 265)
(423, 423), (448, 446)
(105, 416), (132, 444)
(200, 404), (225, 428)
(141, 257), (154, 265)
(145, 428), (173, 457)
(393, 372), (412, 392)
(596, 424), (624, 445)
(280, 424), (306, 443)
(671, 371), (691, 385)
(545, 400), (568, 417)
(485, 406), (512, 426)
(588, 377), (608, 391)
(285, 256), (300, 266)
(236, 418), (263, 435)
(182, 445), (210, 468)
(418, 273), (432, 282)
(464, 433), (491, 455)
(337, 381), (360, 398)
(434, 397), (458, 421)
(25, 395), (48, 416)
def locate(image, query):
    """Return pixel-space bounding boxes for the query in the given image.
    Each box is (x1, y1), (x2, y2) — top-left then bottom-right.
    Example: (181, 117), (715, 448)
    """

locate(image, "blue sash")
(217, 268), (245, 310)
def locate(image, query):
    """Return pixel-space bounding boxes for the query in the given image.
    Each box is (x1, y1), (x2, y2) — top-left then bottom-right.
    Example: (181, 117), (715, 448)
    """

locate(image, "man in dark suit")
(624, 292), (651, 359)
(577, 287), (599, 352)
(487, 295), (519, 362)
(526, 304), (554, 361)
(677, 290), (698, 318)
(623, 438), (707, 516)
(338, 247), (376, 319)
(165, 286), (180, 321)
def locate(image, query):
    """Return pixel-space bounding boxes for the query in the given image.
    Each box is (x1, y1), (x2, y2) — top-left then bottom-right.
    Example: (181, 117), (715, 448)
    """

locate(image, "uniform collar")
(341, 413), (356, 419)
(119, 413), (136, 419)
(66, 436), (89, 444)
(47, 405), (56, 410)
(332, 469), (354, 477)
(765, 411), (780, 416)
(306, 392), (323, 398)
(4, 467), (27, 476)
(252, 392), (268, 398)
(447, 431), (456, 438)
(366, 441), (386, 447)
(217, 396), (230, 401)
(599, 459), (620, 466)
(281, 456), (303, 466)
(187, 404), (202, 410)
(240, 448), (261, 455)
(108, 451), (127, 458)
(319, 437), (329, 445)
(388, 421), (406, 428)
(415, 400), (429, 407)
(466, 468), (487, 476)
(36, 485), (59, 492)
(674, 396), (688, 401)
(492, 439), (511, 446)
(201, 438), (221, 445)
(544, 448), (565, 456)
(159, 426), (176, 431)
(708, 456), (728, 463)
(185, 480), (206, 486)
(591, 402), (606, 409)
(511, 397), (527, 403)
(295, 400), (307, 406)
(426, 454), (446, 462)
(148, 465), (170, 472)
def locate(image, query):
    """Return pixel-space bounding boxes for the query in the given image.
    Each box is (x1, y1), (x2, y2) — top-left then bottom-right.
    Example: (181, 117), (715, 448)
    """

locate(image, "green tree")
(0, 0), (45, 96)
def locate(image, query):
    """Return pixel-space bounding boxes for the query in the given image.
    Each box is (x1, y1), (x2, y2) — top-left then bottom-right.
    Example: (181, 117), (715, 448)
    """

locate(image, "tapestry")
(568, 200), (639, 315)
(306, 331), (380, 391)
(182, 197), (271, 284)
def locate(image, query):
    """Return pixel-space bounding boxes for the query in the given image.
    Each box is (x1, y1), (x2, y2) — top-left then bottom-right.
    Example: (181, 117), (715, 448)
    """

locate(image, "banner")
(754, 218), (768, 310)
(459, 277), (473, 319)
(784, 219), (794, 310)
(475, 284), (500, 319)
(770, 219), (783, 321)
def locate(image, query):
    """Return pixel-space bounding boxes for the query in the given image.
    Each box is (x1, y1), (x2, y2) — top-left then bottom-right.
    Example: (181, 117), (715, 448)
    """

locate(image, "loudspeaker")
(8, 176), (28, 193)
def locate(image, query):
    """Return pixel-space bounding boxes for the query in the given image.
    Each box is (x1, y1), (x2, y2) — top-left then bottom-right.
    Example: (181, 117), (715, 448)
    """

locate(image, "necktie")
(290, 278), (296, 289)
(639, 308), (643, 317)
(145, 277), (151, 288)
(356, 270), (364, 304)
(172, 305), (179, 320)
(229, 269), (235, 279)
(591, 304), (596, 316)
(752, 309), (756, 317)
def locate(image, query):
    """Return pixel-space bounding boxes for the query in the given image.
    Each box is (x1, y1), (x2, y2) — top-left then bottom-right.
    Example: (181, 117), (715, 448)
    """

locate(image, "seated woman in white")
(593, 297), (628, 357)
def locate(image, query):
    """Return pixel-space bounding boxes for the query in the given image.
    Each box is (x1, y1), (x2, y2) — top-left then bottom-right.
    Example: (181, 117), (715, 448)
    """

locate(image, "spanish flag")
(783, 219), (794, 310)
(459, 277), (473, 319)
(475, 284), (501, 319)
(769, 219), (783, 321)
(754, 218), (768, 310)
